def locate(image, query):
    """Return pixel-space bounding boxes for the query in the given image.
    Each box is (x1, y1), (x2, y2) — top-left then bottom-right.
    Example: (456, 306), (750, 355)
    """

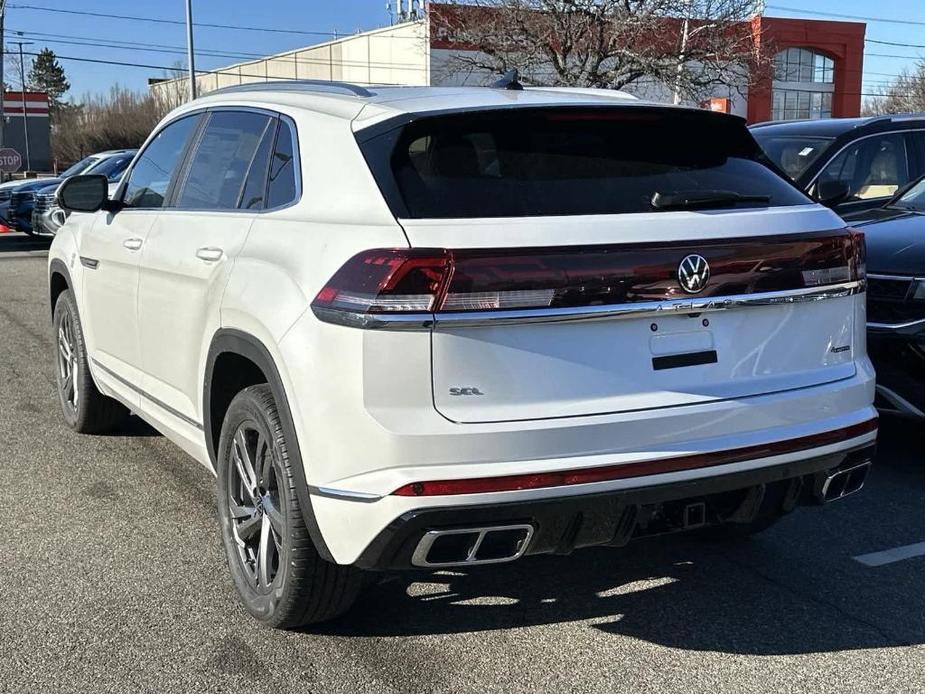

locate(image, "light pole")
(12, 37), (32, 171)
(185, 0), (197, 100)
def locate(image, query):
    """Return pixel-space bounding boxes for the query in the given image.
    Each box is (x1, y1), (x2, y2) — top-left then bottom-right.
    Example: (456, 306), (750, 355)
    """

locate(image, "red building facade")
(427, 5), (866, 124)
(748, 17), (866, 123)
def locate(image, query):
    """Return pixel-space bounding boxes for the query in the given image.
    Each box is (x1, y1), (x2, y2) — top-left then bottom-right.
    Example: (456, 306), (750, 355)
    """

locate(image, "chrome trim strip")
(316, 281), (864, 331)
(875, 385), (925, 418)
(868, 318), (925, 330)
(91, 359), (204, 430)
(307, 485), (382, 503)
(868, 273), (921, 281)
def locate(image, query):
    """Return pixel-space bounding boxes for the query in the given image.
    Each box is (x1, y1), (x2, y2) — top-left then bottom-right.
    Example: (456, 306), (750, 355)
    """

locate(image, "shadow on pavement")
(316, 433), (924, 653)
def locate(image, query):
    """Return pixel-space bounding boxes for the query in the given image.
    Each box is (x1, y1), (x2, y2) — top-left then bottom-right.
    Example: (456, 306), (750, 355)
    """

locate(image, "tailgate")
(402, 210), (861, 424)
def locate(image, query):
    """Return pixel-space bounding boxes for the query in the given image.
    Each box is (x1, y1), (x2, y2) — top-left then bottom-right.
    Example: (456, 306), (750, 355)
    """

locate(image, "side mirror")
(57, 174), (109, 213)
(815, 179), (851, 208)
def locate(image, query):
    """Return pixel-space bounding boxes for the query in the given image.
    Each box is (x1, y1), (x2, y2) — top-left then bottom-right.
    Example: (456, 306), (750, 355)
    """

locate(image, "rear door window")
(237, 120), (277, 210)
(175, 110), (275, 210)
(816, 133), (911, 202)
(363, 107), (810, 219)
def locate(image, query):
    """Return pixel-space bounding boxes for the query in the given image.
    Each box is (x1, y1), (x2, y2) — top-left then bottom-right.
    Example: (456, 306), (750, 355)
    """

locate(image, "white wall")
(150, 21), (430, 104)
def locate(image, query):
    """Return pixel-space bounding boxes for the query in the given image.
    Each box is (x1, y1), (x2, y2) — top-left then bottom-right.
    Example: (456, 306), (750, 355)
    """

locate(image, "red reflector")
(392, 418), (878, 497)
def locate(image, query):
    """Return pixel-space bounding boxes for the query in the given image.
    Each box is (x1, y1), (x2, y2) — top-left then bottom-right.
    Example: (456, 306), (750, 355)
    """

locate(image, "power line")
(867, 38), (925, 50)
(6, 3), (420, 39)
(0, 49), (410, 87)
(3, 32), (428, 71)
(9, 28), (270, 60)
(766, 5), (925, 27)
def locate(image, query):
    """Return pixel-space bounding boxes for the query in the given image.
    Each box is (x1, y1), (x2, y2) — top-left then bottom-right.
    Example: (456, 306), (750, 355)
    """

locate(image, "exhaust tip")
(411, 524), (534, 568)
(819, 461), (872, 503)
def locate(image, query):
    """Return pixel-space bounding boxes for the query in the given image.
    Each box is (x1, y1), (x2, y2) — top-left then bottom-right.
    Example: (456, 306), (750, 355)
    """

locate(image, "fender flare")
(48, 258), (74, 320)
(204, 328), (334, 562)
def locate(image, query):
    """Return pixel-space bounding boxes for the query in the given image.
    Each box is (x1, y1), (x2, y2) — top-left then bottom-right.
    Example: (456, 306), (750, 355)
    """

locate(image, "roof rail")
(870, 112), (925, 124)
(207, 79), (374, 99)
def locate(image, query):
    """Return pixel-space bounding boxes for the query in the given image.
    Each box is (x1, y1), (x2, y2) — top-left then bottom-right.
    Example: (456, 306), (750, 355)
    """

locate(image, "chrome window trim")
(314, 280), (865, 331)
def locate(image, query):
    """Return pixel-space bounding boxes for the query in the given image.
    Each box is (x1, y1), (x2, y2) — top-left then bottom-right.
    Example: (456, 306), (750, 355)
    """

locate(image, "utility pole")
(12, 37), (32, 171)
(0, 0), (7, 157)
(185, 0), (197, 100)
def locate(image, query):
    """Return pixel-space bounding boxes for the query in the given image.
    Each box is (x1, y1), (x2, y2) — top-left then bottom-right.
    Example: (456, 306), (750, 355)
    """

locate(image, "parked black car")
(750, 115), (925, 217)
(843, 175), (925, 416)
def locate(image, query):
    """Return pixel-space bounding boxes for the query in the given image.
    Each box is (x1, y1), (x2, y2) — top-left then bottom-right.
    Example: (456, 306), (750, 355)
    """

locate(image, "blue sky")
(3, 0), (923, 99)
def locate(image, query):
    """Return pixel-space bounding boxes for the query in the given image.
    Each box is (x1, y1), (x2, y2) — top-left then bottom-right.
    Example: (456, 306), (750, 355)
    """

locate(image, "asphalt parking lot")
(0, 232), (923, 693)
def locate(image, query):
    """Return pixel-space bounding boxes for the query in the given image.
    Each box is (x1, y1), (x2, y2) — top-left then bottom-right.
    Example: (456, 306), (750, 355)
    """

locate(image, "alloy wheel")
(56, 309), (79, 412)
(227, 422), (285, 591)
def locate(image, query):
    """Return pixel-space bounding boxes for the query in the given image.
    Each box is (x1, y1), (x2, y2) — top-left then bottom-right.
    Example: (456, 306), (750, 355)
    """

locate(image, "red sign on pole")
(0, 148), (23, 173)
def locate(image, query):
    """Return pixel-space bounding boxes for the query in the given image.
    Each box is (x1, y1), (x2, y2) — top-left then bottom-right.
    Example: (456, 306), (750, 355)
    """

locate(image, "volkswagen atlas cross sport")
(48, 79), (877, 629)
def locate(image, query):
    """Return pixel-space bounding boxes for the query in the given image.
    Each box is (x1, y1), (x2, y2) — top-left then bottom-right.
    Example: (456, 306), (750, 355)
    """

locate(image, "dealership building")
(151, 4), (866, 124)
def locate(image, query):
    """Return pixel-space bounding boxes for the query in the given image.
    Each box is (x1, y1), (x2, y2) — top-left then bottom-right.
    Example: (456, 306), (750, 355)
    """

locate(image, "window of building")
(772, 48), (836, 122)
(774, 48), (835, 84)
(772, 90), (833, 121)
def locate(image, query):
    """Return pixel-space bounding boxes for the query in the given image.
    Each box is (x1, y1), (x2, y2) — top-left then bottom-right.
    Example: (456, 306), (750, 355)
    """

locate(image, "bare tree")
(431, 0), (770, 101)
(52, 86), (170, 165)
(863, 61), (925, 116)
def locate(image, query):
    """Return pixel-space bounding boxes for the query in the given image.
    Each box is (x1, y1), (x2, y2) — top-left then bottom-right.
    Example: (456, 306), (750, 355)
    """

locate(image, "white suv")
(48, 81), (878, 628)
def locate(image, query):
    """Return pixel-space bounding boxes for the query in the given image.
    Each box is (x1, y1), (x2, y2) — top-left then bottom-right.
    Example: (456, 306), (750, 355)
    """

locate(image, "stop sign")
(0, 148), (22, 173)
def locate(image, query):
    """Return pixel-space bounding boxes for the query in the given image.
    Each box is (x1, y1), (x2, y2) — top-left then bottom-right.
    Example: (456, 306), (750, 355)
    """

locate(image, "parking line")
(853, 542), (925, 567)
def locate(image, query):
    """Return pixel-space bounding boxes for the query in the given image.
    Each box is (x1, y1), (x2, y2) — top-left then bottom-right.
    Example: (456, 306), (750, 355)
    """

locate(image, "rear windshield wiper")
(651, 190), (772, 211)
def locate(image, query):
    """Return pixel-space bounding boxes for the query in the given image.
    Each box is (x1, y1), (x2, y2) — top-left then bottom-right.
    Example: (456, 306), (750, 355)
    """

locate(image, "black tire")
(53, 289), (130, 433)
(216, 384), (366, 629)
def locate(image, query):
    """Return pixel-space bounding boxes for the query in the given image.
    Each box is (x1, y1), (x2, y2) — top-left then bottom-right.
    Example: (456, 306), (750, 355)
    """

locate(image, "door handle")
(195, 247), (224, 262)
(122, 237), (143, 251)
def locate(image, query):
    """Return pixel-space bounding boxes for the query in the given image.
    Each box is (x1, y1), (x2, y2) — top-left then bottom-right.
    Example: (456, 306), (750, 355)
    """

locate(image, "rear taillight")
(311, 231), (865, 328)
(312, 249), (450, 314)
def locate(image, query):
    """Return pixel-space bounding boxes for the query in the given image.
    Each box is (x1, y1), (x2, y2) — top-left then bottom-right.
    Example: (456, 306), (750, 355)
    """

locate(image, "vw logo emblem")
(678, 254), (710, 294)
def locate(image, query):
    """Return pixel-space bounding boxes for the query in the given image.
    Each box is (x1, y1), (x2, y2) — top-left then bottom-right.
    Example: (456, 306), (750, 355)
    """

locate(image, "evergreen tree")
(27, 48), (70, 115)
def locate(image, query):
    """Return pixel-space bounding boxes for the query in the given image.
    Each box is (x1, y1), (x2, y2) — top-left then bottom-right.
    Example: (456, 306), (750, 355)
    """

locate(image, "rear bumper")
(354, 442), (876, 570)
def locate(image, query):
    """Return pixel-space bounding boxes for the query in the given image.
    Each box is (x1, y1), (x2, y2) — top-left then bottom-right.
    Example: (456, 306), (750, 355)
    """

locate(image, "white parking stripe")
(853, 542), (925, 567)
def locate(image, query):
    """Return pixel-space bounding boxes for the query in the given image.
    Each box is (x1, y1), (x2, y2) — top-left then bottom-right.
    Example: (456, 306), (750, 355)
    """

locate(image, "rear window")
(361, 107), (809, 219)
(751, 133), (834, 181)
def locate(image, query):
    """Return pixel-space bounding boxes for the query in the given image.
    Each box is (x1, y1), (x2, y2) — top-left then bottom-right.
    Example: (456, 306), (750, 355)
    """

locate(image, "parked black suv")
(751, 115), (925, 217)
(840, 174), (925, 417)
